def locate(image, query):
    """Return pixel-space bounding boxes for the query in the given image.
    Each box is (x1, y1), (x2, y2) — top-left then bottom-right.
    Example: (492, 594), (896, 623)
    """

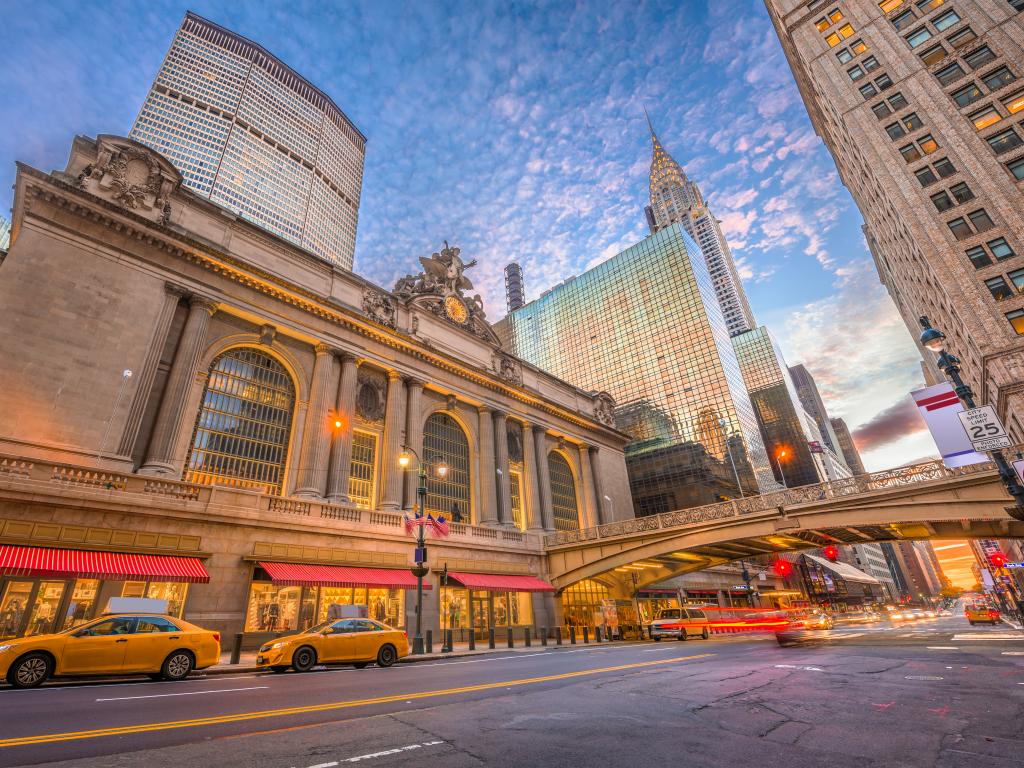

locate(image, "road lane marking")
(1002, 651), (1024, 655)
(952, 633), (1024, 640)
(0, 653), (714, 748)
(295, 739), (446, 767)
(0, 675), (262, 694)
(905, 675), (944, 680)
(927, 646), (959, 650)
(774, 664), (823, 672)
(96, 686), (269, 702)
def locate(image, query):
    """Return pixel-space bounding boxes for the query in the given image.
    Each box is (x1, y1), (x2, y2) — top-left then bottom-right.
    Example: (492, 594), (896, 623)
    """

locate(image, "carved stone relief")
(355, 367), (387, 424)
(593, 392), (617, 428)
(361, 289), (396, 329)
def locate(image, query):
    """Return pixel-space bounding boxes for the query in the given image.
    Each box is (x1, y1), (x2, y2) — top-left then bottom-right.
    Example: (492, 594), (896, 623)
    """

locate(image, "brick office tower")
(130, 12), (366, 269)
(764, 1), (1024, 436)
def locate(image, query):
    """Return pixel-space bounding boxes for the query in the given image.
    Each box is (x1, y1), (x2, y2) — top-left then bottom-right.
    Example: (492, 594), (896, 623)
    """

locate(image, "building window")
(548, 451), (580, 532)
(987, 127), (1023, 154)
(933, 156), (957, 177)
(970, 105), (1002, 130)
(985, 276), (1013, 301)
(1007, 309), (1024, 335)
(1009, 268), (1024, 293)
(949, 181), (974, 203)
(829, 8), (845, 23)
(966, 245), (992, 268)
(982, 66), (1017, 91)
(560, 579), (611, 630)
(951, 82), (983, 106)
(880, 0), (905, 10)
(968, 208), (995, 232)
(964, 46), (996, 70)
(906, 27), (933, 48)
(947, 216), (973, 240)
(838, 23), (855, 38)
(872, 101), (893, 119)
(815, 17), (831, 32)
(863, 55), (880, 71)
(1008, 156), (1024, 180)
(348, 430), (378, 509)
(947, 27), (977, 48)
(886, 121), (907, 140)
(989, 237), (1016, 260)
(860, 82), (879, 99)
(852, 39), (869, 55)
(935, 62), (966, 85)
(837, 48), (854, 63)
(892, 9), (916, 30)
(849, 65), (865, 81)
(919, 44), (946, 65)
(916, 0), (944, 9)
(1004, 90), (1024, 114)
(931, 190), (954, 211)
(915, 166), (939, 186)
(875, 73), (894, 90)
(933, 9), (960, 30)
(1010, 0), (1024, 11)
(509, 470), (524, 530)
(902, 112), (924, 131)
(919, 134), (939, 153)
(826, 32), (842, 47)
(888, 92), (909, 110)
(900, 142), (922, 162)
(423, 412), (471, 521)
(184, 348), (295, 494)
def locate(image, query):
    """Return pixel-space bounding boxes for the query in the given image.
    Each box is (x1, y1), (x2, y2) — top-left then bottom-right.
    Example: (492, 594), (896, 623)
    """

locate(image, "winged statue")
(418, 241), (477, 295)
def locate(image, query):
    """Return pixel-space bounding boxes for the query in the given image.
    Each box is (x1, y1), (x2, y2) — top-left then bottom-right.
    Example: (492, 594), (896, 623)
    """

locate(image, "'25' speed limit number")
(957, 405), (1011, 451)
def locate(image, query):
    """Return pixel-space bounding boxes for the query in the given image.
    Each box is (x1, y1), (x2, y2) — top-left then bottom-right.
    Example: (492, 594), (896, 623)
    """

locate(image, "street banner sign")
(1012, 458), (1024, 486)
(808, 440), (823, 454)
(957, 404), (1011, 451)
(414, 546), (427, 564)
(911, 383), (987, 468)
(1005, 562), (1024, 569)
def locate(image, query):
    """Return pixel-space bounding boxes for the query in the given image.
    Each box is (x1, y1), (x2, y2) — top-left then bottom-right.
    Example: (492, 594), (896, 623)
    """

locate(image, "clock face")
(444, 295), (469, 324)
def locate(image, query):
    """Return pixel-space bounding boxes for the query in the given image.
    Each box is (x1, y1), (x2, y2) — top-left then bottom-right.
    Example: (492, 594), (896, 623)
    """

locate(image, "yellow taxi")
(257, 618), (409, 673)
(965, 603), (1001, 625)
(0, 613), (221, 688)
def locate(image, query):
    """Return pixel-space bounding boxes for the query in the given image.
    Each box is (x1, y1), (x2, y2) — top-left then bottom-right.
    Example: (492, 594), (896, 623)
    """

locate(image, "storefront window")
(0, 581), (33, 639)
(561, 579), (611, 629)
(26, 581), (65, 635)
(245, 583), (301, 632)
(62, 579), (100, 630)
(146, 582), (189, 618)
(440, 586), (469, 630)
(368, 588), (404, 627)
(245, 581), (406, 632)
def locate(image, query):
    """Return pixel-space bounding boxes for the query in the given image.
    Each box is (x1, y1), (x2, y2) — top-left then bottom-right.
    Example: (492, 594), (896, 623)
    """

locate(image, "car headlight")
(268, 641), (288, 650)
(0, 644), (13, 653)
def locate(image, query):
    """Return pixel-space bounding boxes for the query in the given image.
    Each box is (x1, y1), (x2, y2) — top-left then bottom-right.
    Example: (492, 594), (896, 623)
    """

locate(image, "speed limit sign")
(957, 405), (1012, 451)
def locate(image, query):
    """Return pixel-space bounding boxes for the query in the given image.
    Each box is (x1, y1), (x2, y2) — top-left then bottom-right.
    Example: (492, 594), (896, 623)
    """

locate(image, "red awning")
(0, 545), (210, 583)
(258, 562), (430, 590)
(447, 572), (555, 593)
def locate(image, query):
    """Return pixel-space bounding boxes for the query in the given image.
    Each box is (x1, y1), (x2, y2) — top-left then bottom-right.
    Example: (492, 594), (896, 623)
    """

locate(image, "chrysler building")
(644, 115), (755, 336)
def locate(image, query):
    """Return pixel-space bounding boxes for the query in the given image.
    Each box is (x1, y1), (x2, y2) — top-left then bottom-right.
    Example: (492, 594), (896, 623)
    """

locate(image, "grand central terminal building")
(0, 134), (633, 646)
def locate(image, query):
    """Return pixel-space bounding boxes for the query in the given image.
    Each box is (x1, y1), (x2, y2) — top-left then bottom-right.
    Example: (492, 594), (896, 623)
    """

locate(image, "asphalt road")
(2, 614), (1022, 767)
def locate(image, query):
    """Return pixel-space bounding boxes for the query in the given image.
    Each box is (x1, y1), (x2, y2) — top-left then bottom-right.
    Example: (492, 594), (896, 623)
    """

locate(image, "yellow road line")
(0, 653), (713, 748)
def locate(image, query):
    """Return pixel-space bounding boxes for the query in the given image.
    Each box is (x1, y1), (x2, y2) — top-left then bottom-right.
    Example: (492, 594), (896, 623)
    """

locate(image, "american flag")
(429, 514), (450, 537)
(403, 513), (429, 535)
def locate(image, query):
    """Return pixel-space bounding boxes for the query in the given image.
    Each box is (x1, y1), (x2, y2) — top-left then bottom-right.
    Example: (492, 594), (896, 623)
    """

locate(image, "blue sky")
(0, 0), (937, 470)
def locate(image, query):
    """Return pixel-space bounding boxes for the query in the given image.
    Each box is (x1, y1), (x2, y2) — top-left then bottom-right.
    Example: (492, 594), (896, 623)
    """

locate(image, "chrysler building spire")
(643, 114), (755, 336)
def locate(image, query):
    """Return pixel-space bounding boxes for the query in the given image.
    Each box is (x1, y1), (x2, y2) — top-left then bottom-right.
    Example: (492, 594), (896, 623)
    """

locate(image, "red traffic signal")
(773, 559), (794, 577)
(990, 552), (1008, 568)
(823, 545), (839, 562)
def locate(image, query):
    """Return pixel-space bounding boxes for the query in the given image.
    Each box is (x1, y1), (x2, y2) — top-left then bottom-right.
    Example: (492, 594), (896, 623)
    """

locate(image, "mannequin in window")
(266, 600), (280, 632)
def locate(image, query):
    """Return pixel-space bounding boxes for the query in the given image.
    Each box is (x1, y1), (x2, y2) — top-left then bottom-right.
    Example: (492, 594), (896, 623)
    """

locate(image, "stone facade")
(765, 0), (1024, 437)
(0, 134), (632, 642)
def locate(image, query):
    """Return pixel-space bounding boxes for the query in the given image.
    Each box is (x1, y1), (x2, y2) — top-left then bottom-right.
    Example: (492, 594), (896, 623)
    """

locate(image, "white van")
(648, 607), (711, 641)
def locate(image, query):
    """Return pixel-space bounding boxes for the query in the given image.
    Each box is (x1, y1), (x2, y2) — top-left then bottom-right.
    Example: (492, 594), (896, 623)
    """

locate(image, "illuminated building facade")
(498, 224), (778, 516)
(830, 416), (868, 474)
(129, 12), (365, 269)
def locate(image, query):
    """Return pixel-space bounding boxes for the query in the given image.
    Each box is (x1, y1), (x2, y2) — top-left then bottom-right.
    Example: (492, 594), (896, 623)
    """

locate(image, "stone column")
(139, 295), (217, 476)
(589, 445), (608, 526)
(326, 353), (359, 503)
(119, 283), (185, 459)
(577, 443), (599, 530)
(492, 410), (514, 528)
(477, 406), (499, 526)
(532, 426), (555, 533)
(521, 420), (544, 532)
(402, 377), (425, 508)
(294, 344), (336, 498)
(379, 371), (407, 511)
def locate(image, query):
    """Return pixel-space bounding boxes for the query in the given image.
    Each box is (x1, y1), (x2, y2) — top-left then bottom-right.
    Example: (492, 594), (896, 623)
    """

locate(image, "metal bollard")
(541, 626), (548, 646)
(426, 629), (433, 654)
(595, 626), (603, 643)
(469, 631), (476, 651)
(524, 627), (532, 647)
(489, 628), (496, 649)
(230, 633), (243, 665)
(570, 626), (576, 644)
(556, 626), (563, 646)
(507, 628), (515, 648)
(583, 627), (590, 644)
(443, 629), (453, 653)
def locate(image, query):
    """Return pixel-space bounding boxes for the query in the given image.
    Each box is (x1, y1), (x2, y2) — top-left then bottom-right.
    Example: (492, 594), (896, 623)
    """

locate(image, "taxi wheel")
(702, 628), (710, 640)
(161, 650), (194, 681)
(353, 662), (369, 669)
(376, 644), (397, 668)
(292, 646), (317, 673)
(8, 653), (52, 689)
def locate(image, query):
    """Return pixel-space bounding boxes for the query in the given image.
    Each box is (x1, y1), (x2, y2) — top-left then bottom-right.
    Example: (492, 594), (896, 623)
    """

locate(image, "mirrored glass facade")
(502, 225), (776, 516)
(129, 12), (365, 269)
(731, 327), (825, 488)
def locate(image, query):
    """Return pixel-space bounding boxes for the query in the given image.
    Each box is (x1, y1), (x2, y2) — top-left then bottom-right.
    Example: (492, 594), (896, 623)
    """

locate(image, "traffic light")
(823, 545), (839, 562)
(773, 559), (794, 577)
(990, 552), (1008, 568)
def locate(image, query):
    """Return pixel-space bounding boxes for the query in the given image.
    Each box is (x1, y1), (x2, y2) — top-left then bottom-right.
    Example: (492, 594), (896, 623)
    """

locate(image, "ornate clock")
(444, 295), (469, 324)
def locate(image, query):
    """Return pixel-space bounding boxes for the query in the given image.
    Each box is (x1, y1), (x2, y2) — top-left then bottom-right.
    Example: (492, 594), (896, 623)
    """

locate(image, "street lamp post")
(774, 449), (789, 489)
(398, 445), (448, 654)
(918, 317), (1024, 521)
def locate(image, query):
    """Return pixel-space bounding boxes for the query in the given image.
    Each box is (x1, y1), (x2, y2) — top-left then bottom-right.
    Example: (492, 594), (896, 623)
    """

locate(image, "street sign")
(957, 405), (1012, 451)
(1005, 562), (1024, 569)
(1013, 459), (1024, 486)
(414, 546), (427, 564)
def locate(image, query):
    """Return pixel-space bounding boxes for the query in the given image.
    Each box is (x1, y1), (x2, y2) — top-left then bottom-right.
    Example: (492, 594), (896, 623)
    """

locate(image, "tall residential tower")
(765, 0), (1024, 438)
(644, 116), (756, 336)
(130, 12), (366, 269)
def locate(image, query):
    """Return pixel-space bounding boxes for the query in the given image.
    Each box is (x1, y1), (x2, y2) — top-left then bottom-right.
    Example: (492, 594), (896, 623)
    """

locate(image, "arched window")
(548, 451), (580, 531)
(184, 348), (295, 494)
(423, 412), (471, 521)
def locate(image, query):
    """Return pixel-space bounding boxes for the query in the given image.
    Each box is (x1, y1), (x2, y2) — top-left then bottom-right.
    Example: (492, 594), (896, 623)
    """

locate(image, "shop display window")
(26, 581), (65, 635)
(245, 581), (406, 632)
(445, 587), (532, 630)
(246, 583), (301, 632)
(0, 581), (33, 639)
(121, 581), (189, 617)
(62, 579), (100, 630)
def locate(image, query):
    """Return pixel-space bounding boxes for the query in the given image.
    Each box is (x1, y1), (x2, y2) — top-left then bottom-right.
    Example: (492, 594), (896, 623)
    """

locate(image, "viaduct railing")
(544, 450), (1017, 549)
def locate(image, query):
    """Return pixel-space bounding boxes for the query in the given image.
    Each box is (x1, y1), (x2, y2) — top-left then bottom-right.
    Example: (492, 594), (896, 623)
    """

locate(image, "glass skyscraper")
(129, 12), (366, 270)
(498, 225), (777, 516)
